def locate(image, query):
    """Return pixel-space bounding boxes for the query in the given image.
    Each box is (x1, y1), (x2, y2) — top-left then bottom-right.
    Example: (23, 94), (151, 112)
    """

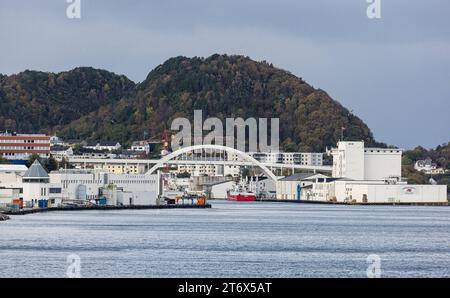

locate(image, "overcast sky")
(0, 0), (449, 149)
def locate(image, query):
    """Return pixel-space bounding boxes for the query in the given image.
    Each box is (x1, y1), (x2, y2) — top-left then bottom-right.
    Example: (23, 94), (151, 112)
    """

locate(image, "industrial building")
(49, 168), (159, 206)
(277, 141), (447, 204)
(330, 141), (402, 181)
(0, 160), (160, 209)
(276, 173), (329, 201)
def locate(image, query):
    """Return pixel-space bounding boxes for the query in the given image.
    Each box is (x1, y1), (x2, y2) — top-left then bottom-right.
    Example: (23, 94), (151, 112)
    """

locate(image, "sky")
(0, 0), (449, 149)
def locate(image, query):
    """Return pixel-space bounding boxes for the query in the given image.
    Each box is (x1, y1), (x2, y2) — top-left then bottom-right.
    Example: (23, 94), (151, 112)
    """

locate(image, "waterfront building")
(0, 164), (27, 207)
(0, 132), (50, 161)
(49, 169), (159, 205)
(276, 173), (329, 201)
(21, 160), (63, 208)
(330, 141), (402, 180)
(276, 142), (447, 204)
(0, 160), (160, 209)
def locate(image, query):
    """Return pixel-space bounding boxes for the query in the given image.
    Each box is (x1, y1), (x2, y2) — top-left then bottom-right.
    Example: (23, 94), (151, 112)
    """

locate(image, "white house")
(84, 141), (121, 152)
(50, 145), (73, 161)
(50, 135), (65, 146)
(131, 141), (150, 154)
(414, 158), (446, 175)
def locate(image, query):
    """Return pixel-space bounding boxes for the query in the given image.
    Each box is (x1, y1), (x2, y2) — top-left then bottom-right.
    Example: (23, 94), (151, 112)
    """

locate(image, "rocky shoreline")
(0, 213), (10, 221)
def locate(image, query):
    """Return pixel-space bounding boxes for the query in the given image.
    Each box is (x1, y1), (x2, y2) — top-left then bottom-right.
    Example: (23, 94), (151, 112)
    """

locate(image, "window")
(49, 188), (62, 194)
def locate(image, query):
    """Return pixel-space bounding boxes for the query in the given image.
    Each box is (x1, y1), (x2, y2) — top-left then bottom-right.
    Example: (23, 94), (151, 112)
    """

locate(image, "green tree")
(26, 154), (42, 167)
(44, 156), (58, 172)
(59, 157), (72, 169)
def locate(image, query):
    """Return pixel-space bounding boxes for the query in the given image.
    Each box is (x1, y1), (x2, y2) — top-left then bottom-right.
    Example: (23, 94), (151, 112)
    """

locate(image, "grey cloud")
(0, 0), (449, 149)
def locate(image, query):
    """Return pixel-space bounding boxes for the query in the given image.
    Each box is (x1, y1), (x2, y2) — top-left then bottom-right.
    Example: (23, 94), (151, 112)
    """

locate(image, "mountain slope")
(0, 67), (135, 134)
(58, 54), (379, 151)
(0, 55), (380, 151)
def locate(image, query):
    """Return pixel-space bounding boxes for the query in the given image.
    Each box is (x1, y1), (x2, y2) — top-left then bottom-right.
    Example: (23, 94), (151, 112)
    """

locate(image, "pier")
(2, 204), (212, 216)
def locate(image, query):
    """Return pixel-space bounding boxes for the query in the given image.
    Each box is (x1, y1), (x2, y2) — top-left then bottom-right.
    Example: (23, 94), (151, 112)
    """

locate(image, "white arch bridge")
(68, 145), (332, 180)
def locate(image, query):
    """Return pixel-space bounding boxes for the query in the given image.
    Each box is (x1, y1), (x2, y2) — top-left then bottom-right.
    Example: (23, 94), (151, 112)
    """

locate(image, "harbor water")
(0, 201), (449, 277)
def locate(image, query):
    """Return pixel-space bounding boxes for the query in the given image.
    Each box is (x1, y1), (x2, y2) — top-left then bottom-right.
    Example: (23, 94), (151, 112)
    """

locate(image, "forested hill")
(0, 55), (381, 152)
(0, 67), (135, 134)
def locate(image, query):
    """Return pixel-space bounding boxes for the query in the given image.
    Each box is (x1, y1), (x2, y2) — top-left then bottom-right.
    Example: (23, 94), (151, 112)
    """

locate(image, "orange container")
(197, 197), (205, 206)
(12, 199), (23, 209)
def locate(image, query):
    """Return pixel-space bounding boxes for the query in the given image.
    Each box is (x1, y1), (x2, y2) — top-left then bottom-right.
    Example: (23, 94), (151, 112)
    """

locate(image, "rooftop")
(279, 173), (328, 181)
(23, 160), (49, 179)
(0, 164), (28, 172)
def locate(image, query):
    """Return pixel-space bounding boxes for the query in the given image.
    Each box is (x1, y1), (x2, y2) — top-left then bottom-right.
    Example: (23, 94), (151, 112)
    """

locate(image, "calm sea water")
(0, 201), (449, 278)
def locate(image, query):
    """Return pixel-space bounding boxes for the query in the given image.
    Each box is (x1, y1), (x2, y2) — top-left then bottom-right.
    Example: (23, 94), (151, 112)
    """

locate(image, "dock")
(2, 204), (212, 216)
(257, 199), (449, 206)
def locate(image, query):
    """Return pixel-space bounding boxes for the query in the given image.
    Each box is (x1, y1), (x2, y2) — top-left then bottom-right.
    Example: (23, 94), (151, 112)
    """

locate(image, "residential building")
(131, 141), (150, 154)
(84, 141), (121, 152)
(0, 132), (50, 161)
(414, 158), (447, 175)
(92, 163), (148, 174)
(50, 145), (73, 161)
(50, 136), (65, 146)
(248, 152), (323, 166)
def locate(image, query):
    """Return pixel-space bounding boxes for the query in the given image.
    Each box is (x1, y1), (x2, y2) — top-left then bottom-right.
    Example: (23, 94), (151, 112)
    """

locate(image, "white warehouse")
(331, 141), (402, 181)
(0, 160), (160, 208)
(278, 141), (447, 204)
(49, 169), (160, 206)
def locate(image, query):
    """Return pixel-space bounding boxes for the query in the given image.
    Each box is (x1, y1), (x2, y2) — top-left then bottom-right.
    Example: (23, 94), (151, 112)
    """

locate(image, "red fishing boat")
(226, 183), (257, 201)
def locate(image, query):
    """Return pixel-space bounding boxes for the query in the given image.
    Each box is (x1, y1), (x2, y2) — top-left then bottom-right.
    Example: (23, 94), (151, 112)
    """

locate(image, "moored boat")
(227, 190), (257, 201)
(226, 182), (257, 201)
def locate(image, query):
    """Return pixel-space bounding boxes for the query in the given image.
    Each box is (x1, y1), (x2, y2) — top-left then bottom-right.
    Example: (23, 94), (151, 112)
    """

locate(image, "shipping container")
(38, 199), (48, 208)
(12, 199), (23, 209)
(96, 198), (107, 206)
(6, 204), (19, 210)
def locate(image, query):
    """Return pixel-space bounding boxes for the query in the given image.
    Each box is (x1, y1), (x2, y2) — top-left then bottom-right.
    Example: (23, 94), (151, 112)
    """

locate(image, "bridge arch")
(147, 144), (278, 181)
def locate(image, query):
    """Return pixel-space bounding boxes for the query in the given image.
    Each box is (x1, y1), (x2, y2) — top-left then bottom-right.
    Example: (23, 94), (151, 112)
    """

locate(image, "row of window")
(2, 152), (49, 156)
(0, 139), (49, 143)
(62, 179), (156, 186)
(365, 149), (400, 153)
(0, 146), (49, 150)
